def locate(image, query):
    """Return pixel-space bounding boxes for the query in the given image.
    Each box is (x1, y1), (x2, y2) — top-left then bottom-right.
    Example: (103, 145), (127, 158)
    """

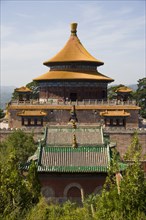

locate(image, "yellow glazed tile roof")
(9, 105), (140, 111)
(15, 86), (32, 92)
(43, 23), (104, 66)
(17, 110), (47, 116)
(34, 23), (114, 82)
(34, 70), (114, 81)
(116, 86), (132, 93)
(100, 110), (130, 117)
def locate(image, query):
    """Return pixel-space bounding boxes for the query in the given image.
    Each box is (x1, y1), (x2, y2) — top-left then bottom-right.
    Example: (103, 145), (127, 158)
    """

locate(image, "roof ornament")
(72, 120), (76, 129)
(70, 23), (78, 36)
(72, 134), (78, 148)
(69, 105), (78, 123)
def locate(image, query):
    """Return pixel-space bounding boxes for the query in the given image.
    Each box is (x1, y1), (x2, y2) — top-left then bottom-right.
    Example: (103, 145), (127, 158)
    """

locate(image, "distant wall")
(0, 128), (44, 142)
(105, 129), (146, 158)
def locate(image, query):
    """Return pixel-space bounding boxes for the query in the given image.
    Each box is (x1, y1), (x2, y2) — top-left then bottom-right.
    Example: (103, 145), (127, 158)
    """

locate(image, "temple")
(8, 23), (140, 129)
(6, 23), (144, 201)
(34, 23), (113, 102)
(23, 122), (126, 203)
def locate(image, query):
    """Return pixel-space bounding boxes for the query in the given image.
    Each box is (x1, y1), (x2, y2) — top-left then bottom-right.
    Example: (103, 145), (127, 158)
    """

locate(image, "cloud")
(15, 13), (33, 18)
(1, 25), (15, 39)
(1, 1), (145, 86)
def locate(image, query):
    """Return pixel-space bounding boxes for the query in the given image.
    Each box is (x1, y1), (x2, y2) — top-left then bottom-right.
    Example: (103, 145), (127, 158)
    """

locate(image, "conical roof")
(43, 23), (104, 66)
(34, 23), (114, 82)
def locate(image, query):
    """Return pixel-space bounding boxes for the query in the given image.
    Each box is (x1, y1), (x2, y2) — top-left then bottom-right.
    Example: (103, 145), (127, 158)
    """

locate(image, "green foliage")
(108, 84), (136, 101)
(26, 161), (41, 204)
(0, 130), (40, 219)
(94, 161), (146, 220)
(5, 129), (36, 163)
(136, 77), (146, 118)
(0, 108), (5, 119)
(11, 81), (39, 100)
(26, 81), (39, 99)
(11, 89), (19, 100)
(119, 161), (146, 219)
(108, 84), (124, 100)
(0, 150), (39, 219)
(26, 198), (91, 220)
(124, 132), (142, 161)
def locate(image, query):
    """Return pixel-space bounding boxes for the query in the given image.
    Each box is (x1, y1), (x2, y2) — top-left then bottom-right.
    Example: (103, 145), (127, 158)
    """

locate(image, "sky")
(1, 0), (146, 87)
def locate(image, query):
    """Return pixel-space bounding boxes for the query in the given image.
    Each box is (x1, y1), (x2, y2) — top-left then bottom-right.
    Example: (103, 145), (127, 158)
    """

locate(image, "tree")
(26, 198), (91, 220)
(0, 108), (5, 119)
(124, 131), (142, 161)
(107, 85), (124, 100)
(26, 81), (39, 99)
(5, 129), (36, 163)
(136, 77), (146, 118)
(119, 160), (146, 219)
(26, 161), (41, 204)
(11, 89), (19, 100)
(0, 133), (40, 219)
(0, 150), (32, 218)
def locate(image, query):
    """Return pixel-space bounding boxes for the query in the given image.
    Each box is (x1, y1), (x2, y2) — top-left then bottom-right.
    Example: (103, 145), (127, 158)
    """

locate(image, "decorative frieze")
(50, 64), (97, 72)
(38, 81), (107, 88)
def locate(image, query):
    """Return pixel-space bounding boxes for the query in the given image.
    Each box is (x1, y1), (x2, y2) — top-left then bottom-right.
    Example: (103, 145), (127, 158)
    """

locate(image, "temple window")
(21, 117), (44, 126)
(116, 119), (119, 126)
(103, 117), (127, 127)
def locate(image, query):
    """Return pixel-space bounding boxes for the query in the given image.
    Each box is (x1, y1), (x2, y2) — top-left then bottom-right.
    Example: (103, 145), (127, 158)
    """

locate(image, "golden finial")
(72, 134), (78, 148)
(69, 105), (78, 123)
(70, 23), (78, 36)
(72, 120), (76, 129)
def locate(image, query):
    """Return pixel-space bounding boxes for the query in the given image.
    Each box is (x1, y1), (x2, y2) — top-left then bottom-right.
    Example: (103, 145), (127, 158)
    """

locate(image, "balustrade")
(10, 99), (137, 106)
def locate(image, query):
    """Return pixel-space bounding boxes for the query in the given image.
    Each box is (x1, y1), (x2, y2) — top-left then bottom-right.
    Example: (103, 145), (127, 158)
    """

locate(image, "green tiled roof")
(37, 165), (108, 172)
(22, 126), (127, 174)
(37, 146), (109, 173)
(44, 146), (106, 153)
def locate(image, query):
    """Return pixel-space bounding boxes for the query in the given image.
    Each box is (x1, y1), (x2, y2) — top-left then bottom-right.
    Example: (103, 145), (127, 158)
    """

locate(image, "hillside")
(0, 86), (15, 109)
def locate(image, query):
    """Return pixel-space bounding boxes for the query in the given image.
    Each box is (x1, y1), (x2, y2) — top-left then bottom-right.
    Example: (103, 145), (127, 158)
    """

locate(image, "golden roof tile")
(9, 105), (140, 111)
(100, 110), (130, 117)
(43, 23), (104, 66)
(116, 86), (132, 93)
(15, 86), (32, 92)
(34, 70), (114, 81)
(17, 110), (47, 116)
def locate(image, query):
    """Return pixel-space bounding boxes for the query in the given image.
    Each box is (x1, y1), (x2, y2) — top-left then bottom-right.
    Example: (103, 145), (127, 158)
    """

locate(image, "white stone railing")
(10, 99), (137, 106)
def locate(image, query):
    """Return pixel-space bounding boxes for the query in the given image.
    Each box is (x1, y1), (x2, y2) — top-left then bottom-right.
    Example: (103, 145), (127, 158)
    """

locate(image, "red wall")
(39, 173), (107, 197)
